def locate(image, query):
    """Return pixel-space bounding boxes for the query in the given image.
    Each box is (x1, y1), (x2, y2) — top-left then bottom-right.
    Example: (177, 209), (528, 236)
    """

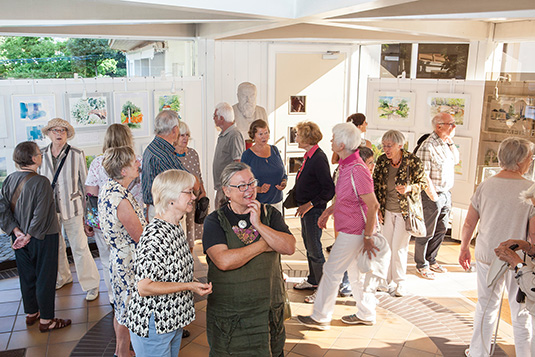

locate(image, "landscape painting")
(114, 91), (150, 137)
(154, 90), (184, 120)
(427, 93), (470, 130)
(66, 93), (110, 129)
(373, 91), (416, 127)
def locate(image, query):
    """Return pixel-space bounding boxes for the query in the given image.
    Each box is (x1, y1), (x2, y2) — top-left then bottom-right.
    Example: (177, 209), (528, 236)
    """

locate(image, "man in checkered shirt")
(414, 112), (459, 280)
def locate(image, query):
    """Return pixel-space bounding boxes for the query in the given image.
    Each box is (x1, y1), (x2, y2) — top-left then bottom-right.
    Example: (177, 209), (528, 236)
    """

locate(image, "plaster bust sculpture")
(232, 82), (268, 139)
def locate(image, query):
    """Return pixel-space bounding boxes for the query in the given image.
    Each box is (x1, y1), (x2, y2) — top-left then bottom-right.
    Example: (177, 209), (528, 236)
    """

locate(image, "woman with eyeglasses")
(202, 162), (295, 356)
(99, 146), (147, 357)
(127, 169), (212, 356)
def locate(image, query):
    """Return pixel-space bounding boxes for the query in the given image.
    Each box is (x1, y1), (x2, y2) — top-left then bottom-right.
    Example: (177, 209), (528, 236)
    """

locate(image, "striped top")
(141, 136), (187, 205)
(40, 143), (87, 221)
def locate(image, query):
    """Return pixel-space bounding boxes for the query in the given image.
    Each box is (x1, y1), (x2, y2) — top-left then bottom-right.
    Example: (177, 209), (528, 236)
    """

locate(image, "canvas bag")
(403, 163), (427, 237)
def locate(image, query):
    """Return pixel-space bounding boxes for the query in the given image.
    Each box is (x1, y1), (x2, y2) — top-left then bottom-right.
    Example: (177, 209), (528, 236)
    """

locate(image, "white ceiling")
(0, 0), (534, 42)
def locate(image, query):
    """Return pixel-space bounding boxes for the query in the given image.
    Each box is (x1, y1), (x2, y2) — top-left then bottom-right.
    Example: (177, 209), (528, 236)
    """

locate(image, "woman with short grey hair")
(460, 136), (534, 357)
(373, 129), (427, 294)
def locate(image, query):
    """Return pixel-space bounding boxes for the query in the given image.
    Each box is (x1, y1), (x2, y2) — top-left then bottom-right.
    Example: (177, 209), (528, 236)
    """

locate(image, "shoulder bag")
(10, 171), (38, 212)
(403, 162), (427, 237)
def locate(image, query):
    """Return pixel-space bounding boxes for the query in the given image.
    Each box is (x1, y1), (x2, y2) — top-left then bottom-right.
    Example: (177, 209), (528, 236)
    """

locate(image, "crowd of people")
(1, 97), (535, 357)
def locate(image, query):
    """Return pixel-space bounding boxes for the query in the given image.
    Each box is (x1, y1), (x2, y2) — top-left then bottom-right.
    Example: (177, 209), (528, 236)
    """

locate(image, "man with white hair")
(213, 102), (245, 208)
(414, 112), (459, 280)
(141, 110), (187, 221)
(232, 82), (268, 140)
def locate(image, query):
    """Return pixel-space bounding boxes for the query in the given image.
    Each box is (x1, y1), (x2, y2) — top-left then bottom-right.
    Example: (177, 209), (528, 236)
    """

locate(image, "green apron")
(206, 205), (286, 357)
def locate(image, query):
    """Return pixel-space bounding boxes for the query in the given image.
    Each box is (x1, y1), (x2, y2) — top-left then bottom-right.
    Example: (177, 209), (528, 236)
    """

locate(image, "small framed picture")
(287, 156), (304, 175)
(288, 126), (298, 146)
(289, 95), (306, 114)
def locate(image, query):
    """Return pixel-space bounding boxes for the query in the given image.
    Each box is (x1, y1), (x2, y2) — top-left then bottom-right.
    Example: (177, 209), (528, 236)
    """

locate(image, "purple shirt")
(334, 150), (374, 235)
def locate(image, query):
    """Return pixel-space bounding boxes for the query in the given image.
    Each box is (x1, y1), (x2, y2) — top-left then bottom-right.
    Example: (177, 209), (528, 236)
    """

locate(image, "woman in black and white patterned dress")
(127, 169), (212, 357)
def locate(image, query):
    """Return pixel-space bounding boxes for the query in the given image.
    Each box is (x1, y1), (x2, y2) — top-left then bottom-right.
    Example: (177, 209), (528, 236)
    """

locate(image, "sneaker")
(339, 285), (352, 297)
(85, 288), (99, 301)
(430, 264), (448, 273)
(464, 348), (471, 357)
(55, 277), (73, 290)
(341, 314), (374, 326)
(294, 279), (317, 290)
(387, 285), (396, 296)
(394, 285), (407, 297)
(297, 315), (330, 331)
(304, 291), (317, 304)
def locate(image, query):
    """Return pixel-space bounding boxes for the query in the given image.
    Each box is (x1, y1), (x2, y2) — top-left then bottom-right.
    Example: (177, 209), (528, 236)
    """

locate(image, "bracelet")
(364, 235), (372, 240)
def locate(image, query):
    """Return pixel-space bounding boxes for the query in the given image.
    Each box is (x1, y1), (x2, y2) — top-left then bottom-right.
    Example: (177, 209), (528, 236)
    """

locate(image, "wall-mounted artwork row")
(0, 97), (7, 139)
(373, 91), (416, 128)
(66, 93), (111, 129)
(427, 93), (470, 130)
(113, 91), (150, 137)
(12, 94), (56, 146)
(0, 148), (16, 189)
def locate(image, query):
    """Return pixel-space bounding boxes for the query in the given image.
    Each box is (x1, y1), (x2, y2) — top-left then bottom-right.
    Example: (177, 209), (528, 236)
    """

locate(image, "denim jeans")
(414, 191), (451, 269)
(130, 313), (183, 357)
(300, 206), (326, 286)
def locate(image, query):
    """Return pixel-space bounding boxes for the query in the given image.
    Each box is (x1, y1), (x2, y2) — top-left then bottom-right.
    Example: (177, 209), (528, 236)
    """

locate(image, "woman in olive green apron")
(203, 162), (296, 356)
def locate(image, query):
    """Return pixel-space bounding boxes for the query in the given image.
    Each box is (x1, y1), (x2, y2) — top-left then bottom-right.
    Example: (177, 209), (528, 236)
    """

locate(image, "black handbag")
(194, 196), (210, 224)
(283, 187), (298, 209)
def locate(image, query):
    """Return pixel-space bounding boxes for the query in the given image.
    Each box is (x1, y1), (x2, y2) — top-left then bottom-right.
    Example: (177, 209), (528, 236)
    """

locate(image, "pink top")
(333, 150), (374, 235)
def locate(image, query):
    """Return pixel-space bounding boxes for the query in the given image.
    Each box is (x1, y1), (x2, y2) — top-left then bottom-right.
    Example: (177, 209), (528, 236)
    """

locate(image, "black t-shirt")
(202, 204), (291, 253)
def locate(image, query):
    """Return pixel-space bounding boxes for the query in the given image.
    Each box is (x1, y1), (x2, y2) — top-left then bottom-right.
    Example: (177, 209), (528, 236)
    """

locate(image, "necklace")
(391, 157), (402, 167)
(228, 203), (248, 228)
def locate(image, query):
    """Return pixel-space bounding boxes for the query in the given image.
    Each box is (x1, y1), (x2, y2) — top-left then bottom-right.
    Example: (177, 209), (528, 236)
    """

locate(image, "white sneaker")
(55, 277), (73, 290)
(304, 291), (317, 304)
(293, 279), (317, 290)
(85, 288), (99, 301)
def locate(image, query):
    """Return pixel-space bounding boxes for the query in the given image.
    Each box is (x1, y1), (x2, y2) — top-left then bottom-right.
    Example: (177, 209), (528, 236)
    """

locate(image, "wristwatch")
(515, 262), (526, 273)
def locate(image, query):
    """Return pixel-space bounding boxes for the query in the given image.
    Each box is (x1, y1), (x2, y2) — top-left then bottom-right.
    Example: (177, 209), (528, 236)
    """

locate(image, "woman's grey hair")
(498, 137), (534, 171)
(154, 110), (179, 135)
(178, 120), (190, 136)
(102, 146), (136, 181)
(332, 123), (361, 152)
(152, 169), (196, 216)
(215, 102), (234, 123)
(382, 130), (406, 146)
(220, 162), (254, 188)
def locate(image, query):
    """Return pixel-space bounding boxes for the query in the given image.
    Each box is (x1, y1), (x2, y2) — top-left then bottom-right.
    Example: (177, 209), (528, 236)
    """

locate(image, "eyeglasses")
(228, 179), (258, 192)
(382, 144), (397, 149)
(438, 122), (456, 127)
(51, 128), (67, 134)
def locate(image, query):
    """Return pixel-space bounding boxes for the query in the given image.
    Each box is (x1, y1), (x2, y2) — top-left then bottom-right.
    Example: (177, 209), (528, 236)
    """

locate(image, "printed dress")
(99, 179), (147, 324)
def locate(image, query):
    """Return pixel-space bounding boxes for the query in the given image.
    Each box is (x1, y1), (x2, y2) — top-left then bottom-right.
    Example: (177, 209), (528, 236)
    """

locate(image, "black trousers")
(13, 233), (59, 319)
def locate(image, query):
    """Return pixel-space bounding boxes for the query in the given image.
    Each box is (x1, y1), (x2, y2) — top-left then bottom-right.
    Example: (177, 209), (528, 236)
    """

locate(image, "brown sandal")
(26, 313), (40, 326)
(39, 318), (72, 333)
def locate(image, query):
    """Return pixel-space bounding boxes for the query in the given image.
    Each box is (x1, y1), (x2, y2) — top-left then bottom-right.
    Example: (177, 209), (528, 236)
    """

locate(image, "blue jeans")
(300, 207), (326, 286)
(130, 314), (183, 357)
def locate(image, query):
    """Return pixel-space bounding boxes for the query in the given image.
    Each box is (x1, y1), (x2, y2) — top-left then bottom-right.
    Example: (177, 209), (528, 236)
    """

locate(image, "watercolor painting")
(113, 91), (150, 137)
(26, 125), (45, 141)
(453, 136), (471, 181)
(154, 90), (184, 120)
(484, 95), (535, 134)
(0, 157), (6, 189)
(12, 94), (56, 122)
(0, 97), (7, 139)
(427, 93), (470, 130)
(0, 148), (15, 189)
(66, 93), (110, 128)
(373, 91), (416, 127)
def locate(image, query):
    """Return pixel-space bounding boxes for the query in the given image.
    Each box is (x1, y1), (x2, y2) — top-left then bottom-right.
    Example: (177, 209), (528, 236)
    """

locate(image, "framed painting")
(483, 95), (535, 135)
(12, 94), (56, 146)
(0, 148), (16, 189)
(289, 95), (306, 114)
(453, 136), (471, 182)
(154, 90), (184, 120)
(288, 126), (298, 146)
(287, 154), (304, 175)
(113, 91), (151, 137)
(427, 93), (470, 130)
(373, 91), (416, 127)
(0, 97), (7, 139)
(65, 93), (111, 129)
(480, 166), (501, 183)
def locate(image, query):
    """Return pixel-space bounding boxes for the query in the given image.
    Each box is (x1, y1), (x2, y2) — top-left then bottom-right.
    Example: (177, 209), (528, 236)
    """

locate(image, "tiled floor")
(0, 218), (519, 356)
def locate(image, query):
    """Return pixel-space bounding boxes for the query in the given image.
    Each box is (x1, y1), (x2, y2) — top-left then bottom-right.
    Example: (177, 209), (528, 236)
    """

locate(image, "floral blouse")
(373, 149), (427, 218)
(127, 218), (195, 337)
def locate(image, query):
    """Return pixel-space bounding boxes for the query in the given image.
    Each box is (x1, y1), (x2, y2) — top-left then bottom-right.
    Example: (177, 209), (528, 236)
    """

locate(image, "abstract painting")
(12, 94), (56, 122)
(154, 91), (184, 120)
(427, 93), (470, 130)
(113, 91), (150, 137)
(453, 136), (471, 181)
(66, 93), (110, 128)
(373, 91), (416, 127)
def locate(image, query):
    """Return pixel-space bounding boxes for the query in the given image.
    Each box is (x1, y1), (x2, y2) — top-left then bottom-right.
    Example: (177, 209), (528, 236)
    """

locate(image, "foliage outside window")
(417, 44), (469, 79)
(0, 36), (126, 79)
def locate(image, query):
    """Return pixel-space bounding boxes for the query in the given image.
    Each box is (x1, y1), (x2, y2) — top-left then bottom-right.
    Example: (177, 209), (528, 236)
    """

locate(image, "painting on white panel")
(0, 97), (7, 139)
(66, 93), (111, 129)
(113, 91), (150, 137)
(154, 90), (185, 121)
(427, 93), (470, 130)
(0, 148), (16, 189)
(453, 136), (471, 182)
(373, 91), (416, 127)
(12, 94), (56, 146)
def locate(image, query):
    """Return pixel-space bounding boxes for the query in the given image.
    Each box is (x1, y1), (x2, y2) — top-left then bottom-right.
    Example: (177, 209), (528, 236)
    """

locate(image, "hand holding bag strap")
(51, 145), (71, 190)
(10, 171), (38, 212)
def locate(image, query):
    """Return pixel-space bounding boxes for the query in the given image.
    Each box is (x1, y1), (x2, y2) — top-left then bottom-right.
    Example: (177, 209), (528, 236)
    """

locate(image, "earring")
(170, 202), (174, 205)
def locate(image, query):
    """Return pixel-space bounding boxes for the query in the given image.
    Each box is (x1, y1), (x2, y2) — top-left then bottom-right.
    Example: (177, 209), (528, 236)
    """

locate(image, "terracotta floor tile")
(87, 305), (112, 322)
(404, 336), (439, 354)
(399, 345), (437, 357)
(54, 296), (86, 311)
(46, 341), (78, 357)
(7, 328), (50, 349)
(55, 282), (85, 297)
(191, 331), (208, 347)
(24, 345), (48, 357)
(47, 322), (89, 344)
(331, 337), (370, 352)
(292, 337), (336, 357)
(324, 348), (362, 357)
(179, 341), (210, 357)
(180, 323), (205, 346)
(191, 309), (206, 328)
(364, 340), (403, 357)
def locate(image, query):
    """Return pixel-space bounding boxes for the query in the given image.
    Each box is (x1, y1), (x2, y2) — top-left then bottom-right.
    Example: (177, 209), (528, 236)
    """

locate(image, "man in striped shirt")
(142, 110), (187, 221)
